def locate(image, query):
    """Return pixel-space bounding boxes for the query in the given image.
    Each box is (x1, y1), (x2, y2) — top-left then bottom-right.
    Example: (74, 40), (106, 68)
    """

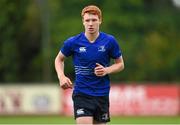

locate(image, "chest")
(73, 42), (110, 61)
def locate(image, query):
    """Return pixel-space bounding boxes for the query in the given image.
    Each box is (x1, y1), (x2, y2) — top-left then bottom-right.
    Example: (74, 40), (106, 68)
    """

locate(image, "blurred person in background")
(55, 5), (124, 125)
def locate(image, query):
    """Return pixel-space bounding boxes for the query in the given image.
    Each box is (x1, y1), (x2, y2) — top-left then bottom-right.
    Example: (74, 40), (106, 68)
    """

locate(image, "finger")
(95, 73), (104, 77)
(61, 84), (68, 89)
(60, 83), (65, 87)
(95, 71), (103, 75)
(61, 82), (67, 87)
(95, 69), (106, 76)
(95, 66), (104, 71)
(67, 79), (72, 88)
(63, 79), (71, 89)
(96, 72), (104, 75)
(95, 68), (104, 72)
(96, 63), (102, 66)
(95, 63), (103, 68)
(95, 68), (104, 71)
(67, 83), (72, 89)
(68, 86), (72, 89)
(68, 79), (73, 85)
(95, 71), (104, 75)
(95, 66), (103, 70)
(96, 71), (104, 75)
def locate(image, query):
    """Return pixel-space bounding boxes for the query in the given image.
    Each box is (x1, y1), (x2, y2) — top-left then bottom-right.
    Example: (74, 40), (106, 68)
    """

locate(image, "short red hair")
(81, 5), (102, 21)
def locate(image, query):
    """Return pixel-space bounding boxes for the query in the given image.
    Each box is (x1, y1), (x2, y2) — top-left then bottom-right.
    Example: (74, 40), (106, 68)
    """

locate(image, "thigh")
(72, 93), (96, 119)
(94, 96), (110, 123)
(76, 116), (93, 124)
(93, 120), (107, 125)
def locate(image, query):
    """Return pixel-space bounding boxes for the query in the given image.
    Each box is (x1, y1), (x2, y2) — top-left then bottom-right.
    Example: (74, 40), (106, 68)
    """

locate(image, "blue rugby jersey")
(60, 32), (122, 96)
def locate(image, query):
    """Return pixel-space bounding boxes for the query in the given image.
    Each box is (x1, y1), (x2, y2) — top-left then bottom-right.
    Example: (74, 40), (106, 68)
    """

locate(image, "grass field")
(0, 115), (179, 124)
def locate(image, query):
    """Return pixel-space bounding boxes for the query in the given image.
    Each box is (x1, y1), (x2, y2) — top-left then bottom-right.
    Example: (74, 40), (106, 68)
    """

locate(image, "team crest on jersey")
(98, 46), (106, 52)
(79, 47), (86, 52)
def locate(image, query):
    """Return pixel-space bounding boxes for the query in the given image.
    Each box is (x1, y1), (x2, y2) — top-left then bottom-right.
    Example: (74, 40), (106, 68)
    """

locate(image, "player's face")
(83, 13), (101, 34)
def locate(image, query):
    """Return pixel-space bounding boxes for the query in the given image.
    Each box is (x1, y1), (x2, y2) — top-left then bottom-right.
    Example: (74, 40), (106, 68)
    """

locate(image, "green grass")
(0, 115), (179, 124)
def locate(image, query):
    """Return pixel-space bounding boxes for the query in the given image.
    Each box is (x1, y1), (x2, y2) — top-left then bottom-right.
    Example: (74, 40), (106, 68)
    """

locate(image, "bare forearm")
(55, 52), (72, 89)
(94, 57), (124, 77)
(105, 62), (124, 74)
(105, 56), (124, 74)
(55, 56), (65, 79)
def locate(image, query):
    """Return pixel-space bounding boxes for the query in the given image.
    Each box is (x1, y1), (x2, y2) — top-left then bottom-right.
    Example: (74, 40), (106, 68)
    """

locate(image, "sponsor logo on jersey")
(98, 46), (106, 52)
(79, 47), (86, 52)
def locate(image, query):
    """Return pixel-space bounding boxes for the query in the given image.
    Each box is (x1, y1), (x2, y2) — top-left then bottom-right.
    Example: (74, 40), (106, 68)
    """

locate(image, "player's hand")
(94, 63), (108, 77)
(59, 75), (73, 89)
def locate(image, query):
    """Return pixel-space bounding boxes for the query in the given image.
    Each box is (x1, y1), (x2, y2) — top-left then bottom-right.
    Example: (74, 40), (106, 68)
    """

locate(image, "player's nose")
(89, 20), (93, 25)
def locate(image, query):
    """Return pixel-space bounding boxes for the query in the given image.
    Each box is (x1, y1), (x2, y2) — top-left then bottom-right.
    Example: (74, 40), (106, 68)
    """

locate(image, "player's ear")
(99, 21), (102, 25)
(82, 18), (85, 25)
(82, 21), (85, 26)
(99, 18), (102, 25)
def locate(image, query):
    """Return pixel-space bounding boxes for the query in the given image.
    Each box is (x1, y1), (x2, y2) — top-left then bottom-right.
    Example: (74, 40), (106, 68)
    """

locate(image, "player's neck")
(85, 32), (99, 43)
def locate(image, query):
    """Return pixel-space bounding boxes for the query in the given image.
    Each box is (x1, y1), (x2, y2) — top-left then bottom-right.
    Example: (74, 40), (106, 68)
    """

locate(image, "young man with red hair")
(55, 5), (124, 124)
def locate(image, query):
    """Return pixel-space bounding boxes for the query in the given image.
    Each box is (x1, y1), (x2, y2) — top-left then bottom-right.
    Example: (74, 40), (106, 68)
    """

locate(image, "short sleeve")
(109, 36), (122, 59)
(60, 38), (74, 57)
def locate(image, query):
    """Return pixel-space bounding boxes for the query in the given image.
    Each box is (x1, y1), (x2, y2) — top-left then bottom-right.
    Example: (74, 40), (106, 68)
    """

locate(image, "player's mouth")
(88, 28), (94, 31)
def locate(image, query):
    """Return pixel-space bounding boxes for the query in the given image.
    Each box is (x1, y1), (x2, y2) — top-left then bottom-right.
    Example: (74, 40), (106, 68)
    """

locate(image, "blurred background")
(0, 0), (179, 124)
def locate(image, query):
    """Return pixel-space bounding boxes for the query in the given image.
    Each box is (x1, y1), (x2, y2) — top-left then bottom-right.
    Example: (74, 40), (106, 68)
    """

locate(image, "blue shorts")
(72, 92), (110, 123)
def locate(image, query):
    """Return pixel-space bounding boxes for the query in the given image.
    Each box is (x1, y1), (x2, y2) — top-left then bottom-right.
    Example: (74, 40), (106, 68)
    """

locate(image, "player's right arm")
(55, 51), (72, 89)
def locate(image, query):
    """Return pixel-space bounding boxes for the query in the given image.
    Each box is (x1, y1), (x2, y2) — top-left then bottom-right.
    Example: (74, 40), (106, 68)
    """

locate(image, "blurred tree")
(0, 0), (179, 83)
(36, 0), (52, 82)
(0, 0), (29, 82)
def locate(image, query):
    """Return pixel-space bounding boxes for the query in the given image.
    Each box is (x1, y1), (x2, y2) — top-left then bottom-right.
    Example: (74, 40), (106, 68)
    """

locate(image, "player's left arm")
(106, 56), (124, 74)
(94, 56), (124, 77)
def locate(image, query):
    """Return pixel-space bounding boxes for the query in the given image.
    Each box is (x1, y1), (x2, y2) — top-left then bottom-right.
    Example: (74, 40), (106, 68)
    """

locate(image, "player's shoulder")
(100, 32), (119, 47)
(100, 32), (116, 40)
(64, 33), (83, 44)
(66, 33), (82, 41)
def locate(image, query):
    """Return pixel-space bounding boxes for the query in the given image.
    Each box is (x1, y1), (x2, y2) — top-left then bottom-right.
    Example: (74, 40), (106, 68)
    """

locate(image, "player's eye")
(85, 19), (90, 22)
(92, 19), (97, 22)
